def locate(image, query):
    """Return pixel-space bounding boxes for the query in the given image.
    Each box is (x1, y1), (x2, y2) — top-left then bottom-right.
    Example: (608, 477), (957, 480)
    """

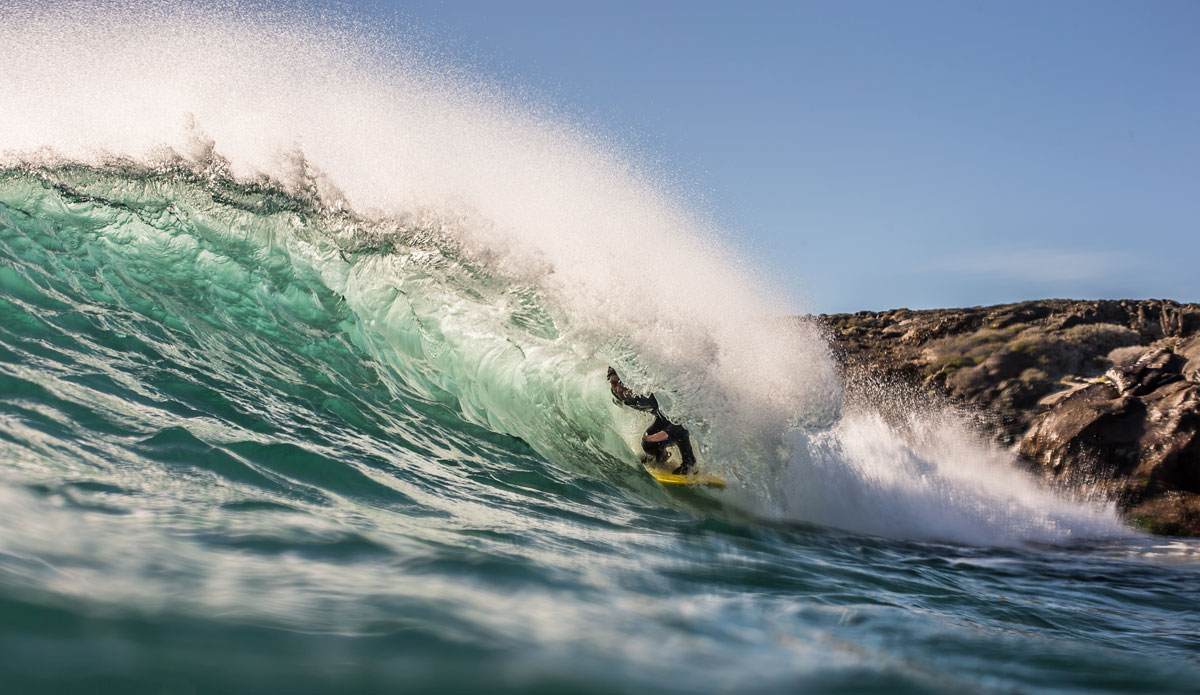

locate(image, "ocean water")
(1, 4), (1198, 693)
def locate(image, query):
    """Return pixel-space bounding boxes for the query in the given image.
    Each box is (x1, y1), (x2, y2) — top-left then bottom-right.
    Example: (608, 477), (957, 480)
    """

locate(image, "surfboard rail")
(643, 464), (727, 489)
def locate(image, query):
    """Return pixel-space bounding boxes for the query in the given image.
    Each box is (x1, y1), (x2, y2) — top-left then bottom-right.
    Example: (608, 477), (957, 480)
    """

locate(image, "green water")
(0, 165), (1197, 694)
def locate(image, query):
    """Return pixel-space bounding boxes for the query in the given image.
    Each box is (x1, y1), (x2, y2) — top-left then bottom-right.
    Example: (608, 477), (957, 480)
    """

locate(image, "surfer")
(607, 367), (697, 475)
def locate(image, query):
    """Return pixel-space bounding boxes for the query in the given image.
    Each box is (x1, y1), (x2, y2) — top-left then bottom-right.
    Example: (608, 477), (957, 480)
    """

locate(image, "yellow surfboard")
(644, 464), (727, 489)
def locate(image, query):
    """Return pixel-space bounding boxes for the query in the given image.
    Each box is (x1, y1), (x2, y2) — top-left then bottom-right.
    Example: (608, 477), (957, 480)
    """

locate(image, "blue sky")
(359, 0), (1198, 314)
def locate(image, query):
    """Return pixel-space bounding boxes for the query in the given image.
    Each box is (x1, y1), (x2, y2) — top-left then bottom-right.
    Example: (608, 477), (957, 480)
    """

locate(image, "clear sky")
(354, 0), (1198, 314)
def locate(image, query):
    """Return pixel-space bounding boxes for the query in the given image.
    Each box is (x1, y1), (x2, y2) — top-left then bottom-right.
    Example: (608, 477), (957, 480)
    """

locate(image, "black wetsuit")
(608, 369), (697, 474)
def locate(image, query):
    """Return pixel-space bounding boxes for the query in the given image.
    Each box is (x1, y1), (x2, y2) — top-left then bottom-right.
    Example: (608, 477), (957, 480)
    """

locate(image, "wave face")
(1, 4), (1198, 693)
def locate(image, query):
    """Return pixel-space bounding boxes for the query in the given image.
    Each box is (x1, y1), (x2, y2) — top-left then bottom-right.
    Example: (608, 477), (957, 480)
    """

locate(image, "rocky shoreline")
(816, 299), (1200, 536)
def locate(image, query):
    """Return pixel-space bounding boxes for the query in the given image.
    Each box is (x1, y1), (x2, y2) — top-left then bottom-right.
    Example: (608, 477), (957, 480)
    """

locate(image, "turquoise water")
(1, 164), (1197, 694)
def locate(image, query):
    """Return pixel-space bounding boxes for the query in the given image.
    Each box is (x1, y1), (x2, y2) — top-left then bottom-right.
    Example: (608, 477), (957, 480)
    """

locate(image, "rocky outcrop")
(817, 299), (1200, 536)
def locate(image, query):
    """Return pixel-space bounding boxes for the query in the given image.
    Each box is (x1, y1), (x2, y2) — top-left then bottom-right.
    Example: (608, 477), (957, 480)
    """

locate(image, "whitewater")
(0, 3), (1197, 693)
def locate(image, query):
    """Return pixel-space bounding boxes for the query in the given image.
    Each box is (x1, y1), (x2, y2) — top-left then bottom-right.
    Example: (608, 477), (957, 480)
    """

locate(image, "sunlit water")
(0, 4), (1197, 693)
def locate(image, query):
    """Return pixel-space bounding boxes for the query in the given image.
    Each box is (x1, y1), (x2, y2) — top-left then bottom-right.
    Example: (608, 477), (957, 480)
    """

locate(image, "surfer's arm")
(607, 367), (659, 412)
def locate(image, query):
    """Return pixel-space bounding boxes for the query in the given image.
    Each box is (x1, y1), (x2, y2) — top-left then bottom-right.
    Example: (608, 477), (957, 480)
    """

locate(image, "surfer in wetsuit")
(607, 366), (696, 475)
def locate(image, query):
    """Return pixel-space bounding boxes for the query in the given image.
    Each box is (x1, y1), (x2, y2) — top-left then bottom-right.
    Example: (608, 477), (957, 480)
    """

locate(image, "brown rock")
(1134, 380), (1200, 492)
(1019, 383), (1145, 482)
(1126, 491), (1200, 536)
(1105, 347), (1184, 396)
(816, 299), (1200, 536)
(1178, 335), (1200, 382)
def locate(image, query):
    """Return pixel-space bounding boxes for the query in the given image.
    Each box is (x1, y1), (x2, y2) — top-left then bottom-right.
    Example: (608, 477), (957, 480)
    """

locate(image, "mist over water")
(0, 3), (1196, 693)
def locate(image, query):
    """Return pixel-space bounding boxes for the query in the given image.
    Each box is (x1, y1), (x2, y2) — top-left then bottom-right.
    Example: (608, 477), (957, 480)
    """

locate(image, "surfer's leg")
(665, 424), (696, 474)
(641, 429), (670, 464)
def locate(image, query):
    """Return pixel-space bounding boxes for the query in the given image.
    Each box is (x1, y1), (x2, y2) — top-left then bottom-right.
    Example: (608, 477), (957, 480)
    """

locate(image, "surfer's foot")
(671, 463), (693, 475)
